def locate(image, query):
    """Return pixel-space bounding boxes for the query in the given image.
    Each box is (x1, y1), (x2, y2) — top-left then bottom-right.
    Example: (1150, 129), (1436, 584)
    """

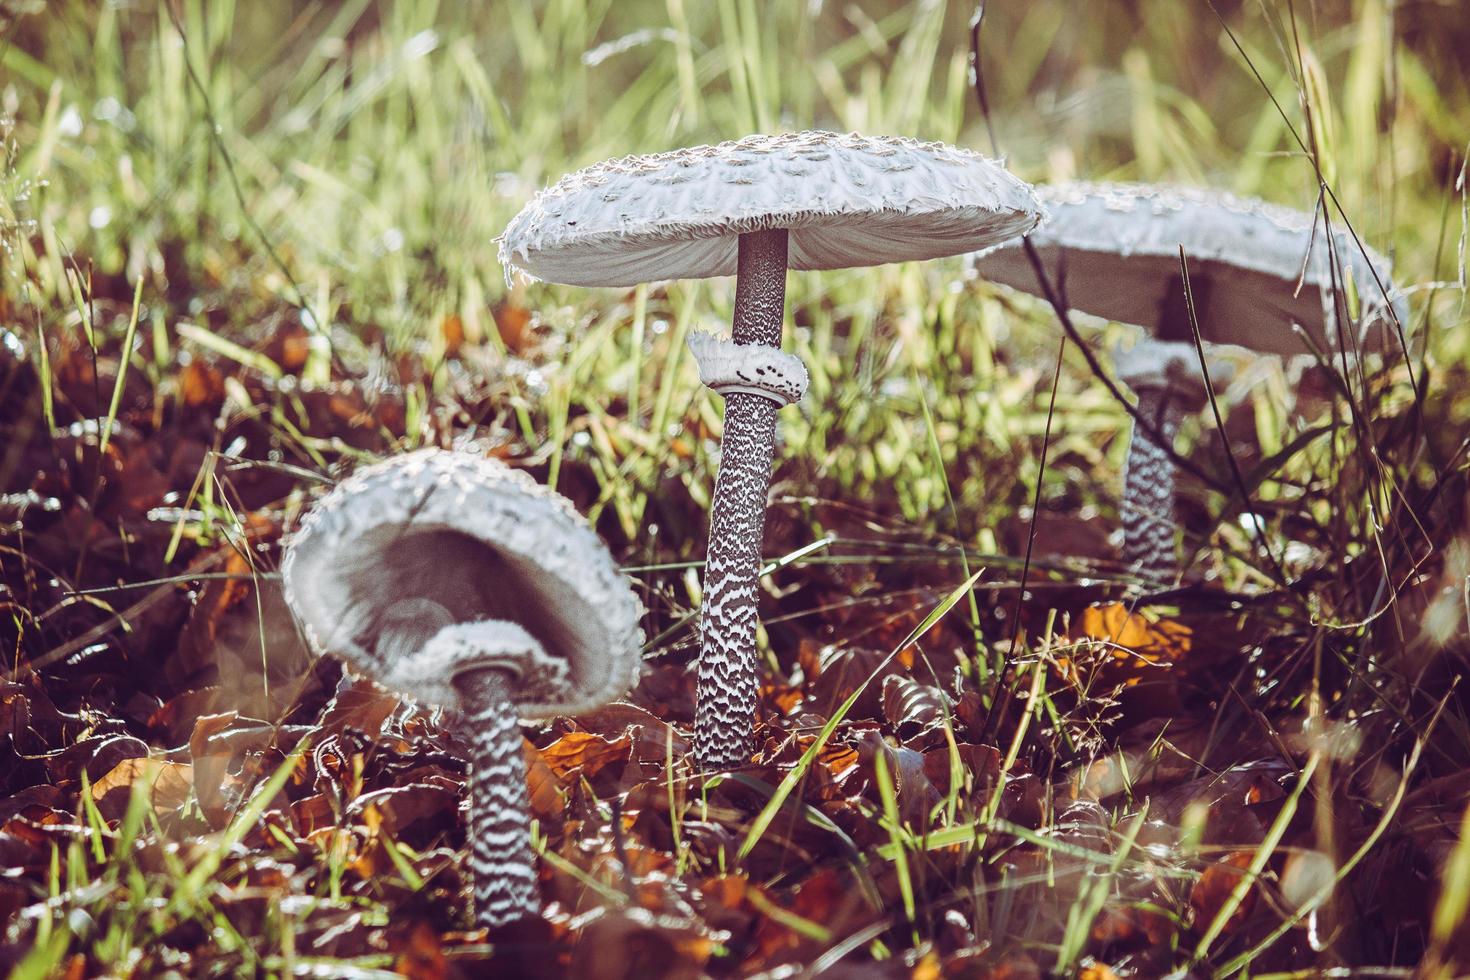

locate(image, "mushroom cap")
(281, 449), (644, 719)
(498, 131), (1042, 287)
(971, 182), (1404, 356)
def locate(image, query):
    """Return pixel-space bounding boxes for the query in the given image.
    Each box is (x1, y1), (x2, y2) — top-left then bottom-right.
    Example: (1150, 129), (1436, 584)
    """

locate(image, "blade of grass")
(737, 569), (982, 861)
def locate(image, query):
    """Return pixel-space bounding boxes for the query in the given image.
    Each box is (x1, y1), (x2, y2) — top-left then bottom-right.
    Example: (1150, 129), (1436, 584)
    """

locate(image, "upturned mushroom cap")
(971, 182), (1404, 356)
(281, 449), (644, 718)
(498, 131), (1042, 287)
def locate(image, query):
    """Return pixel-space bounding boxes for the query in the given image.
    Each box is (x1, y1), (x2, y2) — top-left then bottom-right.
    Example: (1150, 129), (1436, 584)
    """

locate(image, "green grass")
(2, 0), (1469, 975)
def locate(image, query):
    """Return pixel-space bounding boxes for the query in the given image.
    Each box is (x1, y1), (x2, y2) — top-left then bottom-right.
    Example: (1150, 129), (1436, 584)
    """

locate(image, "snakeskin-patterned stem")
(694, 228), (789, 772)
(453, 667), (537, 928)
(1121, 384), (1185, 585)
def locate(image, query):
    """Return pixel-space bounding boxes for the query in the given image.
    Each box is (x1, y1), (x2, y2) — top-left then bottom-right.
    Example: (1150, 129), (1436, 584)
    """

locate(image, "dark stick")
(694, 228), (789, 772)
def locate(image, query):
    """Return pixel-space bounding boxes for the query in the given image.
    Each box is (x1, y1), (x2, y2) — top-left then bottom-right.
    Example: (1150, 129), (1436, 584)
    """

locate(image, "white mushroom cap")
(281, 449), (644, 719)
(971, 182), (1405, 356)
(497, 131), (1042, 287)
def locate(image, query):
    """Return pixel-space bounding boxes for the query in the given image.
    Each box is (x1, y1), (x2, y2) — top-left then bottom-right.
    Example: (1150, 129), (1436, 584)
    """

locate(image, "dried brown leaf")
(1190, 850), (1257, 936)
(881, 674), (951, 738)
(90, 757), (193, 812)
(537, 731), (632, 780)
(524, 738), (567, 819)
(393, 921), (448, 980)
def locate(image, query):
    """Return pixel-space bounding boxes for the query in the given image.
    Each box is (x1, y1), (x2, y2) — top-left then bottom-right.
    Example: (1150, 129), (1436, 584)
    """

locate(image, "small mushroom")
(281, 449), (643, 928)
(972, 182), (1403, 582)
(499, 131), (1041, 771)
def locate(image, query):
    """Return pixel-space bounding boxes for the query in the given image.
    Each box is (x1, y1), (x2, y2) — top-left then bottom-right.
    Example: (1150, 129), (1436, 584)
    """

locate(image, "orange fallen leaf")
(524, 738), (568, 819)
(394, 921), (448, 980)
(912, 951), (943, 980)
(180, 359), (224, 407)
(189, 710), (241, 827)
(1191, 850), (1257, 936)
(536, 731), (632, 780)
(1077, 961), (1122, 980)
(701, 874), (748, 910)
(439, 313), (465, 357)
(91, 757), (194, 812)
(494, 301), (534, 354)
(1080, 602), (1192, 661)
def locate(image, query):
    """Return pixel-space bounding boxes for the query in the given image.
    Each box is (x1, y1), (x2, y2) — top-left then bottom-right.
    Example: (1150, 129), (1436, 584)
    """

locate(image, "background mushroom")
(281, 449), (644, 928)
(971, 181), (1404, 582)
(499, 130), (1041, 771)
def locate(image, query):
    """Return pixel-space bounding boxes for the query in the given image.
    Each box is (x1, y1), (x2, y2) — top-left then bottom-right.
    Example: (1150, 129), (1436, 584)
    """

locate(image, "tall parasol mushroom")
(972, 181), (1403, 582)
(499, 131), (1041, 770)
(281, 449), (644, 928)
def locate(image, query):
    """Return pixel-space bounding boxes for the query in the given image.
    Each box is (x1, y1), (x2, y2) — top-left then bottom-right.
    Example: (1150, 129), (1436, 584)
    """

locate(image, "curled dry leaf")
(189, 710), (240, 827)
(858, 732), (940, 826)
(348, 784), (461, 840)
(1062, 602), (1192, 692)
(537, 731), (634, 780)
(43, 733), (151, 788)
(391, 921), (449, 980)
(90, 757), (194, 813)
(881, 674), (953, 739)
(806, 644), (915, 719)
(573, 702), (691, 762)
(921, 742), (1000, 799)
(319, 676), (404, 737)
(524, 738), (569, 820)
(1190, 850), (1257, 937)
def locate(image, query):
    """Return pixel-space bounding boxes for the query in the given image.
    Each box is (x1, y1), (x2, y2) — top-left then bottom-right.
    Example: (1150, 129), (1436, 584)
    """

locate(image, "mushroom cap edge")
(280, 449), (645, 720)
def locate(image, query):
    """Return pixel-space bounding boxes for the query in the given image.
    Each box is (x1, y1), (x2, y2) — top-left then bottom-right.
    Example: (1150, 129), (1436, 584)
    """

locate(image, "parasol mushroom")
(281, 449), (644, 928)
(971, 181), (1403, 582)
(498, 130), (1041, 770)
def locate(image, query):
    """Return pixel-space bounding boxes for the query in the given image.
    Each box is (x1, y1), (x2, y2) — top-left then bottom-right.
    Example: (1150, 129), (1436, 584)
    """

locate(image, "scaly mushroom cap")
(971, 182), (1404, 356)
(498, 131), (1042, 287)
(281, 449), (644, 718)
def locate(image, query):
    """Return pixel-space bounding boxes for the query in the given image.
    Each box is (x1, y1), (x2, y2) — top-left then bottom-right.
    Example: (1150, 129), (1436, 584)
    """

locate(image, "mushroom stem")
(452, 666), (538, 929)
(695, 227), (789, 772)
(1121, 384), (1185, 584)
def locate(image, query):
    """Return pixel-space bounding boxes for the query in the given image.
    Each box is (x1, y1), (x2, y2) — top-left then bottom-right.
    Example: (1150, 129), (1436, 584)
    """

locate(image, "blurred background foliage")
(4, 1), (1463, 549)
